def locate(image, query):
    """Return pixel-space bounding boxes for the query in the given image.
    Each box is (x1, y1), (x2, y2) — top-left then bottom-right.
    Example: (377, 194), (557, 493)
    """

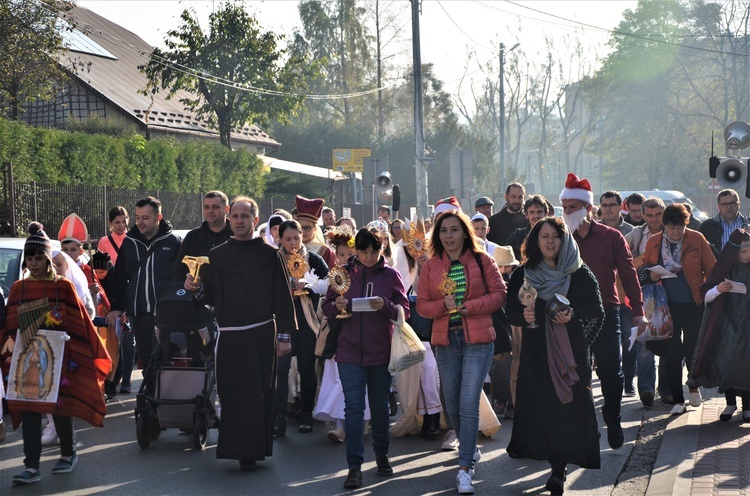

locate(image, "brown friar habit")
(2, 276), (112, 429)
(202, 237), (297, 462)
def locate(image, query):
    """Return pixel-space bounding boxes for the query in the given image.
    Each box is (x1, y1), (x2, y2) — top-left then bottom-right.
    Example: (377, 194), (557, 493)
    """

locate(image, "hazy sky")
(77, 0), (638, 99)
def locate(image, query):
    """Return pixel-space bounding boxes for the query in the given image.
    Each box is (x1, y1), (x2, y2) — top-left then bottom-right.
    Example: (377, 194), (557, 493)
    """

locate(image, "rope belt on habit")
(218, 318), (273, 332)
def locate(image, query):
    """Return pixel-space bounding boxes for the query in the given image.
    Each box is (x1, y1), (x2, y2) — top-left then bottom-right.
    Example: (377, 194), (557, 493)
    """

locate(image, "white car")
(0, 237), (62, 301)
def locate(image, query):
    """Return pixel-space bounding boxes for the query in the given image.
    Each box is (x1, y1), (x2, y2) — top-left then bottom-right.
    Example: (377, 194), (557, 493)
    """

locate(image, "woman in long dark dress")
(506, 217), (603, 495)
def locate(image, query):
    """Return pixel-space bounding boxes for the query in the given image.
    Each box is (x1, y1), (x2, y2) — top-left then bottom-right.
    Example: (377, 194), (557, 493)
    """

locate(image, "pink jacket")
(417, 249), (507, 346)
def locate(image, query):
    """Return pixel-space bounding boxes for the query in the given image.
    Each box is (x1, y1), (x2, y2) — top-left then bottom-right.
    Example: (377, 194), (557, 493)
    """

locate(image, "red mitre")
(58, 213), (89, 244)
(294, 195), (325, 224)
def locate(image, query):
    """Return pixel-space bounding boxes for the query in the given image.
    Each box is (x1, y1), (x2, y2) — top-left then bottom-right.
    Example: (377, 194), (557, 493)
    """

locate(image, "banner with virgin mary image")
(7, 329), (67, 405)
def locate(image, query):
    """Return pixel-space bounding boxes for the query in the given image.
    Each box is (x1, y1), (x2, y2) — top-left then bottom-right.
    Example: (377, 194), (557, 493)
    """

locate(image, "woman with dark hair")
(416, 211), (506, 495)
(97, 206), (132, 395)
(640, 203), (715, 416)
(506, 216), (603, 495)
(274, 220), (328, 436)
(689, 229), (750, 422)
(322, 227), (409, 489)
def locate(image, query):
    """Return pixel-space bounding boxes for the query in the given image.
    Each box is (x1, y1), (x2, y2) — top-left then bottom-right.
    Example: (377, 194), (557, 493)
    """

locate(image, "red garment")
(418, 249), (506, 346)
(80, 262), (110, 312)
(574, 221), (644, 316)
(2, 277), (111, 429)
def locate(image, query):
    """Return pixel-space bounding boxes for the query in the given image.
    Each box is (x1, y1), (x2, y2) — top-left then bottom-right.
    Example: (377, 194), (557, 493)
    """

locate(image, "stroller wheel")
(136, 409), (154, 449)
(151, 411), (162, 440)
(193, 414), (208, 450)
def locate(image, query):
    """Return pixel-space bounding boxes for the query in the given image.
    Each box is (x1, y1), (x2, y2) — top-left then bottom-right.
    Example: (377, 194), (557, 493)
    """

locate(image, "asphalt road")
(0, 377), (657, 495)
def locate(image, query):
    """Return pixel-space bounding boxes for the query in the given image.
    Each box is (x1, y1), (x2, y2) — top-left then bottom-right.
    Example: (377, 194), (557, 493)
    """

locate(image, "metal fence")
(1, 164), (373, 242)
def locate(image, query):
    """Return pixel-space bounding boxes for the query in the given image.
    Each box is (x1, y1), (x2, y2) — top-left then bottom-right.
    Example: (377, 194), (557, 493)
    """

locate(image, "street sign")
(332, 148), (371, 172)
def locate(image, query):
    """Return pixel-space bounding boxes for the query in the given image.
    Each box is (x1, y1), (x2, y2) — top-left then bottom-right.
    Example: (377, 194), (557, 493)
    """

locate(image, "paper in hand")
(628, 326), (638, 351)
(724, 278), (747, 294)
(646, 265), (677, 279)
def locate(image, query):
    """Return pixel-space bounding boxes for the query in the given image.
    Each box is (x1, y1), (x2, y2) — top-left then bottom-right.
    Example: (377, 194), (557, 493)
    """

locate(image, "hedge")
(0, 118), (266, 197)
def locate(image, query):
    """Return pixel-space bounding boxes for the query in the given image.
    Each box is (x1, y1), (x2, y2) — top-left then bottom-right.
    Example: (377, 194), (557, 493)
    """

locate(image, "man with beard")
(560, 174), (647, 450)
(487, 183), (529, 245)
(505, 195), (550, 260)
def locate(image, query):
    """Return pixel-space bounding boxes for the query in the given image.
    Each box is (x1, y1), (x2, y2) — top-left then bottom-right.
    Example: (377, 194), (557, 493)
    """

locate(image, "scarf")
(661, 233), (683, 274)
(524, 224), (582, 404)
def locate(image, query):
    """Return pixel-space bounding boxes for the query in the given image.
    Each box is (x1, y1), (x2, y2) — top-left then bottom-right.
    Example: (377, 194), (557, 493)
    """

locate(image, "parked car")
(618, 190), (709, 222)
(0, 237), (62, 301)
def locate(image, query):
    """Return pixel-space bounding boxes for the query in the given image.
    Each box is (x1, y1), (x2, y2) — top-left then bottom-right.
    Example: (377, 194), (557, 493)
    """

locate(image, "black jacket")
(172, 221), (233, 283)
(111, 219), (181, 316)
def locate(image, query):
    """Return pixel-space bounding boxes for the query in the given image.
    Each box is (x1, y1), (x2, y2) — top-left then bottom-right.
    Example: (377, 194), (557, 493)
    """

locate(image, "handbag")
(639, 283), (673, 342)
(388, 305), (427, 374)
(406, 286), (432, 341)
(314, 317), (342, 359)
(473, 253), (512, 355)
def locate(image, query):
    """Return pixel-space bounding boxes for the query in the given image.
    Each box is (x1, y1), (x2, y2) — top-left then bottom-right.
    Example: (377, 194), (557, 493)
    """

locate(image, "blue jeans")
(591, 307), (623, 424)
(338, 362), (391, 470)
(435, 329), (494, 468)
(619, 305), (656, 395)
(119, 327), (135, 390)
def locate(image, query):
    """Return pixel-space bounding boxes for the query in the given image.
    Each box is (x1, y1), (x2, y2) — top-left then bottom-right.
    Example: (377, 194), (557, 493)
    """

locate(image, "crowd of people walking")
(2, 175), (750, 495)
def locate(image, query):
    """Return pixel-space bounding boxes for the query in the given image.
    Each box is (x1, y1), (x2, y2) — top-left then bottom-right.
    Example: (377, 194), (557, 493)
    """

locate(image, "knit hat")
(559, 173), (594, 205)
(58, 213), (89, 245)
(294, 195), (325, 224)
(25, 222), (53, 262)
(433, 196), (462, 217)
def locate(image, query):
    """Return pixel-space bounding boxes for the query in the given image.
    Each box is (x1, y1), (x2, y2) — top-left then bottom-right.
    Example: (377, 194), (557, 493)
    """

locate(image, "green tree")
(141, 1), (313, 148)
(0, 0), (74, 120)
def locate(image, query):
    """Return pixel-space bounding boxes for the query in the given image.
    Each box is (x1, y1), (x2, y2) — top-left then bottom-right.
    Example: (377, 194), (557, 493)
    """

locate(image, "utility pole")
(499, 43), (506, 195)
(498, 42), (519, 196)
(411, 0), (429, 219)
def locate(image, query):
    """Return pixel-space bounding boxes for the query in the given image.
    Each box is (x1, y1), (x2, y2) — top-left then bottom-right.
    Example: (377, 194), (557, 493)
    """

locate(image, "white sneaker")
(441, 429), (459, 451)
(456, 469), (475, 494)
(326, 426), (345, 443)
(468, 448), (482, 476)
(42, 423), (58, 446)
(670, 403), (687, 416)
(688, 390), (702, 407)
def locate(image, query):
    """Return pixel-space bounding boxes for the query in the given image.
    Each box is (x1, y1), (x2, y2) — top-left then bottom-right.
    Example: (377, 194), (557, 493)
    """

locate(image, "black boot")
(545, 463), (567, 495)
(344, 468), (363, 489)
(273, 412), (287, 437)
(421, 414), (440, 439)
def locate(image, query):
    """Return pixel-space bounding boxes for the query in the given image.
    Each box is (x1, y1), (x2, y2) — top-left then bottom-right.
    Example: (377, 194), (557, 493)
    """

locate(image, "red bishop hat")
(433, 196), (463, 218)
(58, 213), (89, 245)
(559, 173), (594, 205)
(294, 195), (325, 224)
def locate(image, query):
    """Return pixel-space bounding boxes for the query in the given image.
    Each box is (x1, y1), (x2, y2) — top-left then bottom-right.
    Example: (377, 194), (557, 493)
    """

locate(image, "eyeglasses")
(600, 203), (620, 209)
(664, 224), (686, 232)
(719, 201), (738, 208)
(628, 208), (642, 214)
(301, 225), (315, 232)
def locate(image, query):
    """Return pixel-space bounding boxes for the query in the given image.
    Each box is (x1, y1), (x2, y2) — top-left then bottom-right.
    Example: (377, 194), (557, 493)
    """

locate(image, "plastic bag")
(638, 283), (673, 342)
(388, 305), (426, 374)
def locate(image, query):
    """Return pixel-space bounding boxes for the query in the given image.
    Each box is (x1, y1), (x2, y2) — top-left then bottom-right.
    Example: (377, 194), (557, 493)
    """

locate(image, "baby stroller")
(134, 284), (219, 450)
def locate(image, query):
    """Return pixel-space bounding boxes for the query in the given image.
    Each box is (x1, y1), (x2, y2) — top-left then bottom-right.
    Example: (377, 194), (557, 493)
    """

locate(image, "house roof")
(61, 5), (280, 149)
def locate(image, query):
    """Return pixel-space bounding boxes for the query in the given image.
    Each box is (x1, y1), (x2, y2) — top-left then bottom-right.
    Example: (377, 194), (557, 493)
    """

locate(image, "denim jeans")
(338, 362), (391, 470)
(118, 327), (135, 390)
(618, 305), (656, 395)
(591, 307), (623, 424)
(435, 329), (494, 468)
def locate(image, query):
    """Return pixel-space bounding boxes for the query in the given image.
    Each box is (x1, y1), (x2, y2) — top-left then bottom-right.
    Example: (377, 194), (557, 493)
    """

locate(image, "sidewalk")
(646, 389), (750, 496)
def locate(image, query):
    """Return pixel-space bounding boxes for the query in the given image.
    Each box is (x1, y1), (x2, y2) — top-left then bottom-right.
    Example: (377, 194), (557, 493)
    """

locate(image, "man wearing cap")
(294, 195), (336, 269)
(470, 213), (500, 256)
(487, 182), (529, 246)
(560, 173), (647, 450)
(474, 197), (494, 218)
(108, 196), (181, 390)
(506, 195), (550, 261)
(172, 191), (233, 283)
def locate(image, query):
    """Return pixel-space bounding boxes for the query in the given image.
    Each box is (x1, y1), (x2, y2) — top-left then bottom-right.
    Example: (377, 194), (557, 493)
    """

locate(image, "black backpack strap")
(108, 234), (121, 256)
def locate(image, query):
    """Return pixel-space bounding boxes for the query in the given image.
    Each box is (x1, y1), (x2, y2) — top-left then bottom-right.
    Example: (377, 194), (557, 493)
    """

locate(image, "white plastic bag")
(388, 305), (426, 374)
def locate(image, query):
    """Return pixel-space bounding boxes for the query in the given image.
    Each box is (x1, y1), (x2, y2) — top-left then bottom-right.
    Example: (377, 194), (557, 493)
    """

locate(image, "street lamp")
(499, 42), (520, 194)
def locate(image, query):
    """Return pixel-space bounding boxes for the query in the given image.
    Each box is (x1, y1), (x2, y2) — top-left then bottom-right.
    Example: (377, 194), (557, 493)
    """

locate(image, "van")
(617, 190), (709, 222)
